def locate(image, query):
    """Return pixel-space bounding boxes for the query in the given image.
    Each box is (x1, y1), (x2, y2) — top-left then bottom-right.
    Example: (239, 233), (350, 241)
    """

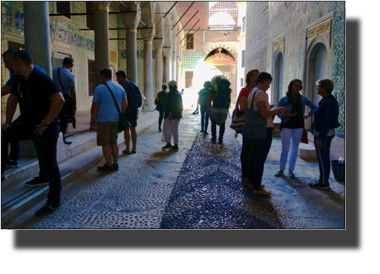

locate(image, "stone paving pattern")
(11, 110), (345, 229)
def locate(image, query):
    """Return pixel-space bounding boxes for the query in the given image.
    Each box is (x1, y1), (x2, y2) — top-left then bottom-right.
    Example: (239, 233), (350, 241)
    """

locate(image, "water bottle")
(338, 157), (344, 164)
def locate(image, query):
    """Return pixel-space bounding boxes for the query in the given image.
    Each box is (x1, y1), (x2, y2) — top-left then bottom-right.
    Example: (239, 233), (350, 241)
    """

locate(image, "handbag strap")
(104, 83), (122, 114)
(290, 102), (305, 127)
(57, 67), (66, 93)
(249, 89), (258, 111)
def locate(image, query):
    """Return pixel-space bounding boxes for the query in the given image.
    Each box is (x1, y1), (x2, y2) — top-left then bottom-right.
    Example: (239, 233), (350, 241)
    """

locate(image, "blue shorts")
(124, 109), (138, 128)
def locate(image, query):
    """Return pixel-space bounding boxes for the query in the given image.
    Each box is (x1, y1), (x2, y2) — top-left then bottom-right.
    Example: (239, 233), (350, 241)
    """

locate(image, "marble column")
(163, 56), (168, 83)
(153, 39), (164, 97)
(163, 47), (171, 83)
(140, 29), (155, 112)
(23, 2), (52, 78)
(93, 2), (110, 86)
(121, 6), (140, 84)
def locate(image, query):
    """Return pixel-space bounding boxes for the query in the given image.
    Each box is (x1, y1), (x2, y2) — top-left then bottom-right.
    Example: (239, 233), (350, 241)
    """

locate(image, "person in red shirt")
(238, 69), (259, 183)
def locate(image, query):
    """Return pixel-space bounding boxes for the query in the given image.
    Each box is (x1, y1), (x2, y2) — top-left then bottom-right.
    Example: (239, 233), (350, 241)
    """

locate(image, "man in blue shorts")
(115, 70), (140, 154)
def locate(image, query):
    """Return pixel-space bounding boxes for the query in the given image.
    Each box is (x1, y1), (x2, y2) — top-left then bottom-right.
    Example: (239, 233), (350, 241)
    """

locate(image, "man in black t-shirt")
(1, 50), (65, 217)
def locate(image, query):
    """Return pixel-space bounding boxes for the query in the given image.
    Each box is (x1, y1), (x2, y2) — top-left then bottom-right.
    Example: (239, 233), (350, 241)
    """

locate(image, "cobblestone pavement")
(13, 110), (345, 229)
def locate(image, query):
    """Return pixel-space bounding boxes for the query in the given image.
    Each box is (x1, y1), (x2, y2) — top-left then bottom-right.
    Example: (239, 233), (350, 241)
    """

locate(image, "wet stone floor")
(13, 110), (345, 229)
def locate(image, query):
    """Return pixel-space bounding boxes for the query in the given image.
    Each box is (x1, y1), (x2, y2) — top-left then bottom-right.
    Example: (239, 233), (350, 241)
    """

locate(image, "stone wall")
(245, 1), (345, 159)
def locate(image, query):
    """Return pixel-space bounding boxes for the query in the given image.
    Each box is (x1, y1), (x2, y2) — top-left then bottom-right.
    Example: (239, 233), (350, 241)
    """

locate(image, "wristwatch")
(41, 120), (50, 126)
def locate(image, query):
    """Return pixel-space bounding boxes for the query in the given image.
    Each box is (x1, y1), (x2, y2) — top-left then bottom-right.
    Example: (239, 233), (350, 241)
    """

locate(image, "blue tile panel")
(182, 51), (204, 69)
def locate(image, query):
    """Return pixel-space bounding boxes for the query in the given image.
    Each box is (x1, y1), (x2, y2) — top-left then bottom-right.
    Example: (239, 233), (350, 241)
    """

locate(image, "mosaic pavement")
(11, 110), (345, 229)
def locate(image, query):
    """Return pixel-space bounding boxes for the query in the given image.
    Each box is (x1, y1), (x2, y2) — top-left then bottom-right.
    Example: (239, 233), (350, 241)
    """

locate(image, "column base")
(144, 105), (156, 112)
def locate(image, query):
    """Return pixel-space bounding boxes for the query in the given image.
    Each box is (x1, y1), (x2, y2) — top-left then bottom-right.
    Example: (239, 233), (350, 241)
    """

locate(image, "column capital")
(120, 2), (140, 30)
(140, 28), (155, 42)
(162, 47), (171, 57)
(153, 39), (164, 50)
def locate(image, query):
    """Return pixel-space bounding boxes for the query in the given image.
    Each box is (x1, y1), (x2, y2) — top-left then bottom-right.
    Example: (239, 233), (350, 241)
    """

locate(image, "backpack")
(215, 79), (231, 109)
(199, 89), (209, 108)
(123, 81), (142, 109)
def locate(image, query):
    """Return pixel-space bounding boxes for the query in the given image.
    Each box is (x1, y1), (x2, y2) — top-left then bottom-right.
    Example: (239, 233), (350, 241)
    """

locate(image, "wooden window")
(242, 17), (246, 33)
(186, 34), (194, 50)
(57, 2), (71, 19)
(8, 42), (25, 51)
(88, 59), (96, 96)
(185, 71), (194, 88)
(86, 2), (94, 30)
(242, 50), (245, 68)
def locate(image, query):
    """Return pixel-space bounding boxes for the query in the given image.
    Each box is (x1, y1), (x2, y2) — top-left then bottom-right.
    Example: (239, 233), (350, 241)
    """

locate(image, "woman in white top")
(246, 72), (287, 196)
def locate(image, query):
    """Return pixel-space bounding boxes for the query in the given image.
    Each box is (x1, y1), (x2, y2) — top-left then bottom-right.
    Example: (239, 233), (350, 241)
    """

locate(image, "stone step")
(298, 142), (316, 159)
(1, 112), (158, 227)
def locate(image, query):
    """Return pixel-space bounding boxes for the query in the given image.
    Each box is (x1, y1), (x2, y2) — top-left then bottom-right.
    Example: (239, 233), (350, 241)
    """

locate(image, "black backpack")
(122, 81), (142, 109)
(215, 79), (230, 109)
(199, 89), (209, 108)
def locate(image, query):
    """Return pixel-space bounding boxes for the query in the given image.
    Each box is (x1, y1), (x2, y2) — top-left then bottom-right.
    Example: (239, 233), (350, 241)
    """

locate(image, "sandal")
(252, 188), (271, 196)
(131, 150), (137, 154)
(122, 150), (131, 154)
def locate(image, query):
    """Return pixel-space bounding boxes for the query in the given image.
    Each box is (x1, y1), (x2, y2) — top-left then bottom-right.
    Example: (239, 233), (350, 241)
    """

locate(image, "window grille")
(208, 2), (238, 28)
(242, 50), (245, 68)
(8, 42), (25, 51)
(242, 17), (246, 33)
(88, 60), (96, 96)
(86, 2), (94, 30)
(186, 34), (194, 50)
(185, 71), (194, 88)
(57, 2), (71, 19)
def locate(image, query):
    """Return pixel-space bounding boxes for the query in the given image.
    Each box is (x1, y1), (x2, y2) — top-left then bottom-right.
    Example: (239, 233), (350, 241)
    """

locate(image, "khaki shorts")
(96, 121), (119, 146)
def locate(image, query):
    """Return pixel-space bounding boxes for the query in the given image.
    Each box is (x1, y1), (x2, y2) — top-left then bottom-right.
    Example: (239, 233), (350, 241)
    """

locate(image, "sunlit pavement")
(11, 110), (344, 229)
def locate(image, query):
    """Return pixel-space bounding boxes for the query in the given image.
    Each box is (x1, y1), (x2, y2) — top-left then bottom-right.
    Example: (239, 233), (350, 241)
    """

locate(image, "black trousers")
(2, 123), (62, 204)
(211, 120), (225, 140)
(241, 136), (252, 177)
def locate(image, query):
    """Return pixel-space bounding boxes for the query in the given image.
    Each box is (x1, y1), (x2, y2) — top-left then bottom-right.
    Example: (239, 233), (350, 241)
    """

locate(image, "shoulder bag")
(290, 102), (308, 144)
(57, 67), (75, 119)
(242, 90), (267, 140)
(230, 87), (250, 133)
(104, 83), (131, 132)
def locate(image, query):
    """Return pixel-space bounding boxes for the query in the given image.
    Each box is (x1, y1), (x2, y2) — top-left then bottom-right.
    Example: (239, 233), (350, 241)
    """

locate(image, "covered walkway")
(6, 110), (345, 229)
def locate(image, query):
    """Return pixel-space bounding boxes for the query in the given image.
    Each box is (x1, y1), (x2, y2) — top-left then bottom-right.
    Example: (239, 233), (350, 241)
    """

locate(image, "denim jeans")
(314, 135), (334, 185)
(241, 136), (252, 177)
(279, 127), (304, 171)
(211, 120), (225, 140)
(158, 108), (165, 128)
(9, 115), (23, 161)
(248, 128), (273, 190)
(200, 107), (209, 132)
(2, 122), (61, 203)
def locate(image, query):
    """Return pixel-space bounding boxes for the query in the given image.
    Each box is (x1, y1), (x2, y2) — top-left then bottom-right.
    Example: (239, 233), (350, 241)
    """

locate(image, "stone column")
(153, 40), (164, 97)
(93, 2), (110, 86)
(140, 29), (155, 112)
(121, 5), (140, 84)
(163, 47), (171, 83)
(24, 2), (52, 78)
(176, 56), (181, 84)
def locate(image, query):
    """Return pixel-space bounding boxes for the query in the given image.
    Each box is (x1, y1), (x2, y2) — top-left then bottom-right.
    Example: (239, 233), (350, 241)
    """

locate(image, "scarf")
(286, 92), (303, 115)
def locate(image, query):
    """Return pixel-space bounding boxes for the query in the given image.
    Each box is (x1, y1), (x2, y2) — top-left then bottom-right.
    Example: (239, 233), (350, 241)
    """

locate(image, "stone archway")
(204, 47), (237, 101)
(304, 35), (332, 130)
(272, 51), (284, 107)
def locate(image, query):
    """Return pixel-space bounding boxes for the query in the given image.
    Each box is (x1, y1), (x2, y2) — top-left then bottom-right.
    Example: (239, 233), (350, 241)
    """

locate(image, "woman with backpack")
(196, 81), (212, 135)
(206, 77), (231, 144)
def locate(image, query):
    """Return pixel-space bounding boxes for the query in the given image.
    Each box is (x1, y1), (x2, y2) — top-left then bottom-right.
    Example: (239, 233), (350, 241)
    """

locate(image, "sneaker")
(218, 139), (223, 144)
(252, 188), (271, 196)
(171, 144), (179, 150)
(288, 172), (295, 179)
(204, 131), (208, 135)
(113, 163), (119, 171)
(97, 164), (114, 172)
(309, 181), (330, 190)
(6, 159), (19, 168)
(25, 177), (49, 187)
(211, 137), (217, 142)
(162, 143), (172, 149)
(35, 202), (60, 217)
(200, 129), (204, 133)
(274, 170), (284, 177)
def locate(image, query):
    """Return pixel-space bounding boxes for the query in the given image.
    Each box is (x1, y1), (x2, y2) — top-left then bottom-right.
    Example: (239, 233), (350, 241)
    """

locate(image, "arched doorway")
(273, 51), (284, 107)
(311, 43), (328, 104)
